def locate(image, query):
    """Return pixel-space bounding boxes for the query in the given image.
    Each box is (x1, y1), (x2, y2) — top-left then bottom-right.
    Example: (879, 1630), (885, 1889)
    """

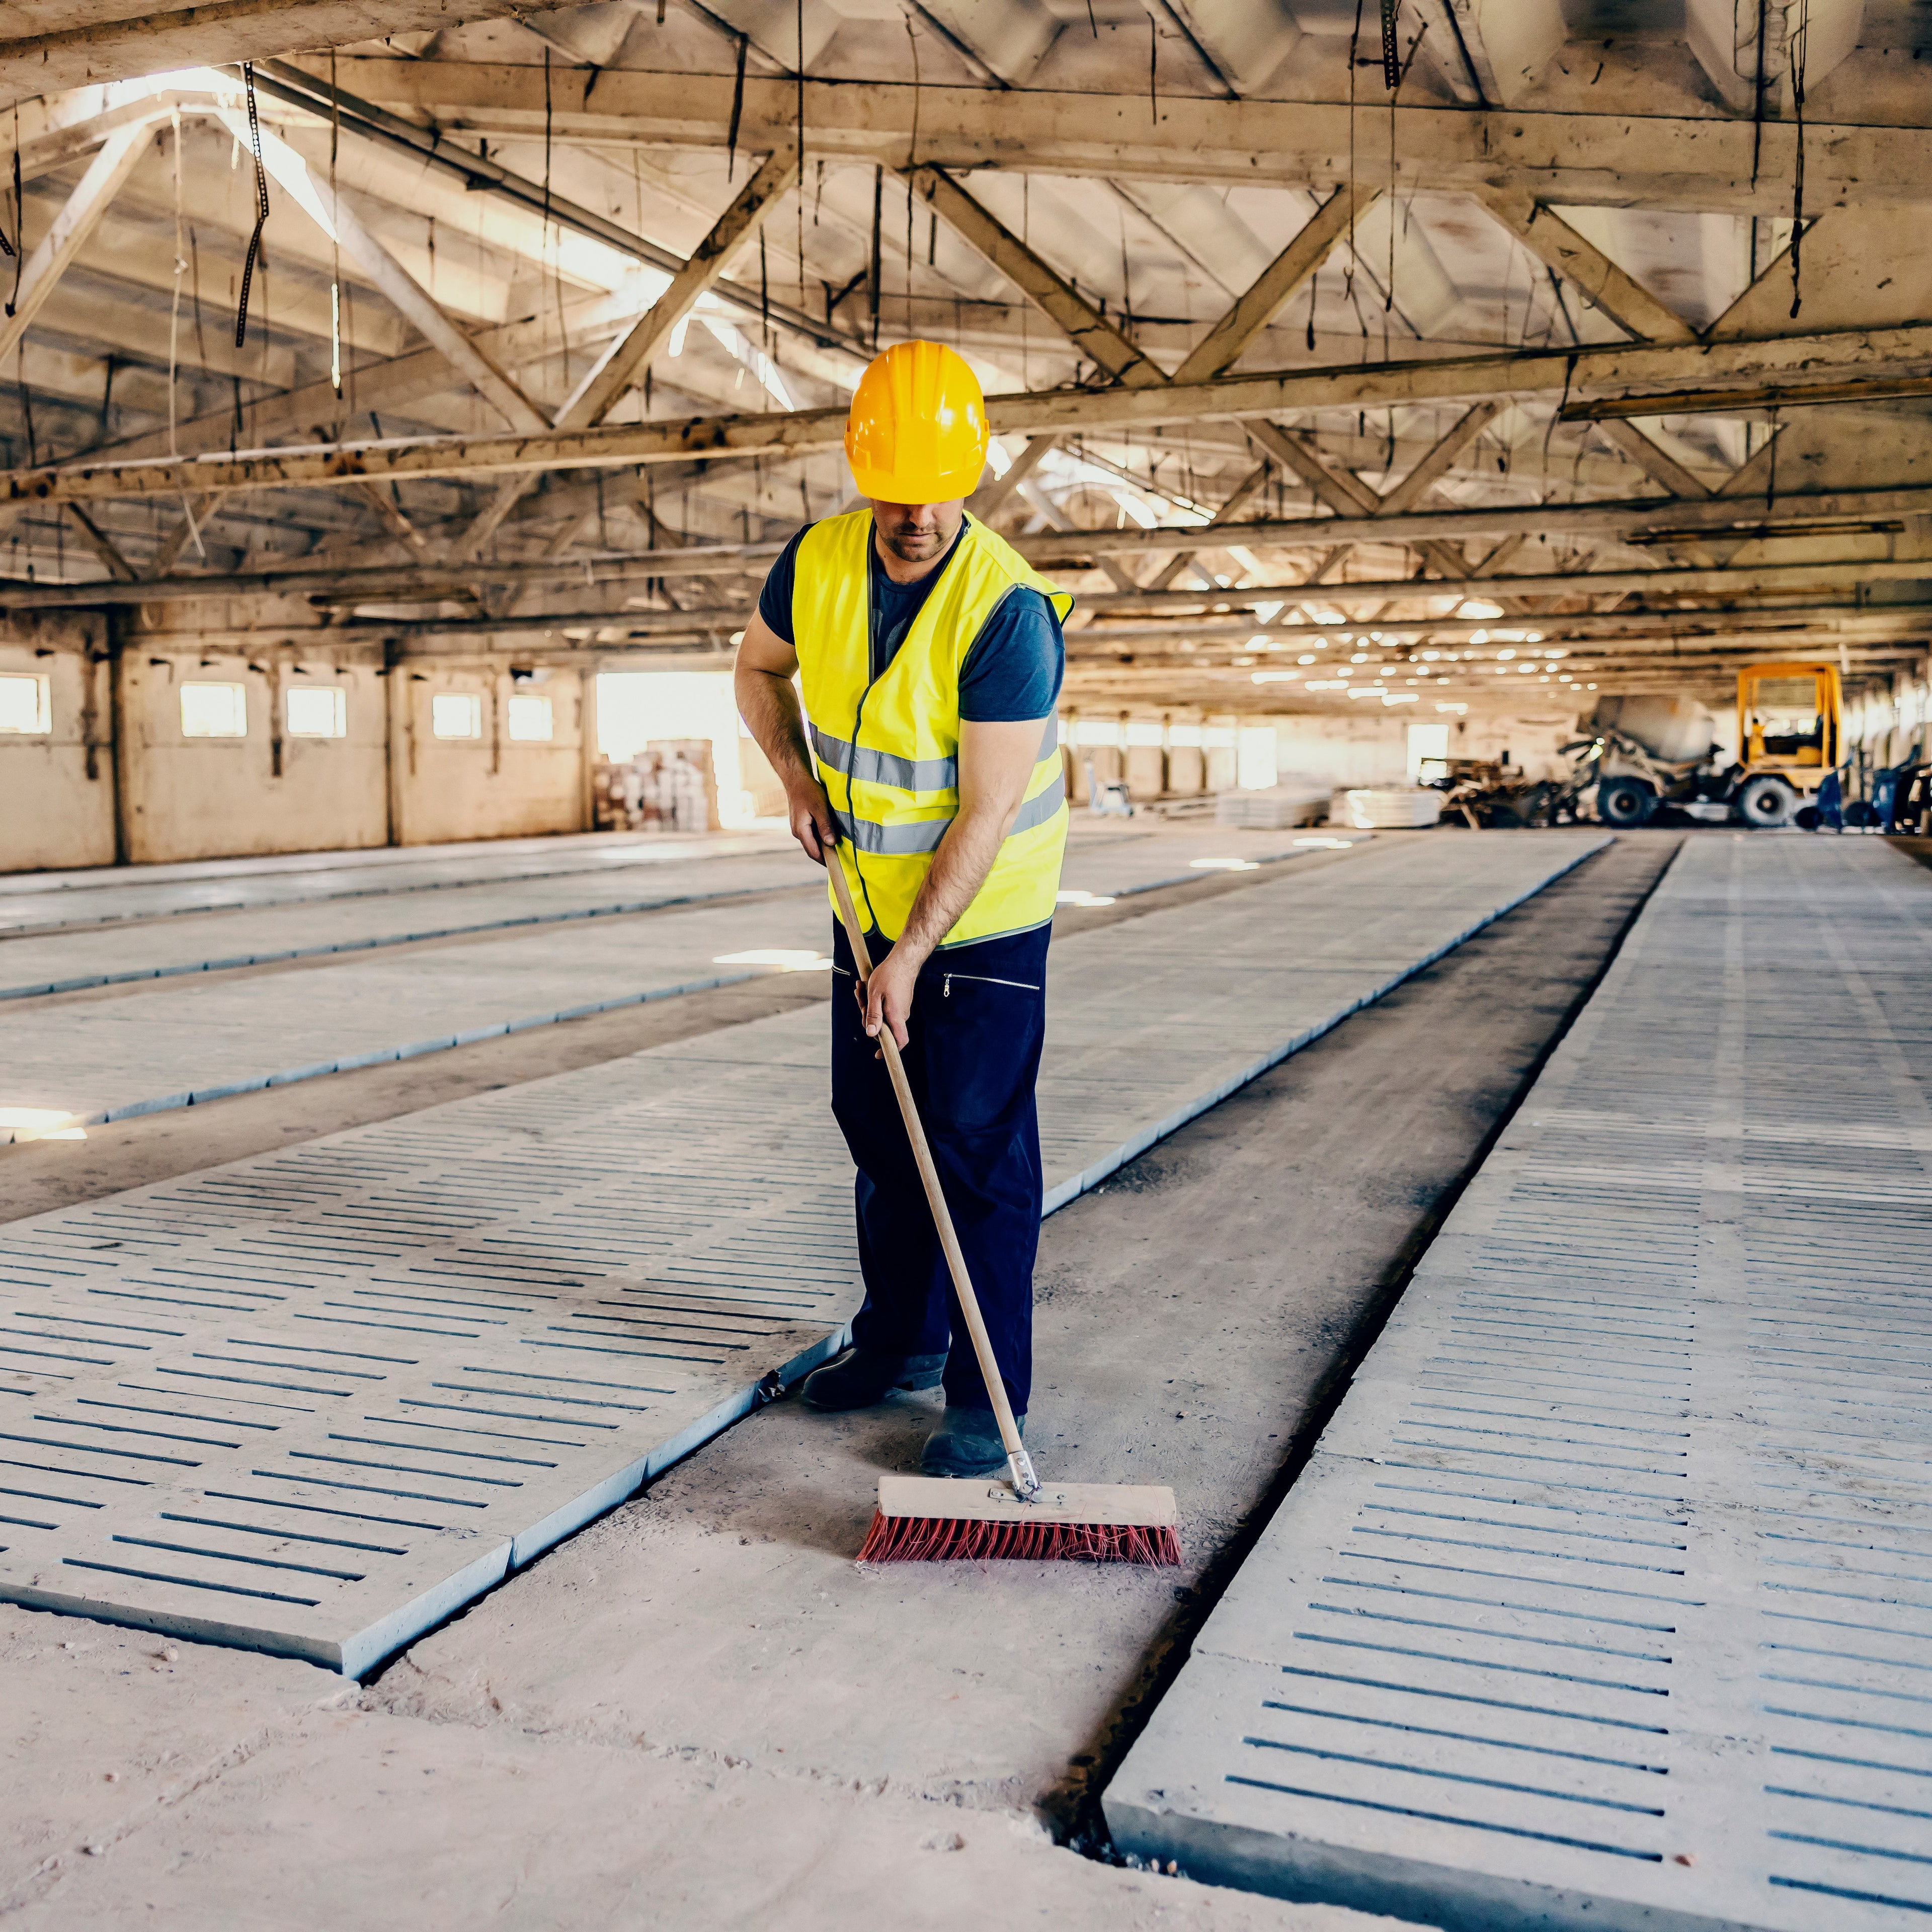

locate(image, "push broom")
(823, 839), (1180, 1566)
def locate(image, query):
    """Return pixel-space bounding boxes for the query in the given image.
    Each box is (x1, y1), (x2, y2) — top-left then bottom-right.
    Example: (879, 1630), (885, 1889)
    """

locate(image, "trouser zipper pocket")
(941, 972), (1042, 997)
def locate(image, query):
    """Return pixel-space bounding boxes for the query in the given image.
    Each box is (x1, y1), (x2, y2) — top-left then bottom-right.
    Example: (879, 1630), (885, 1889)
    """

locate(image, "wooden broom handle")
(823, 840), (1040, 1497)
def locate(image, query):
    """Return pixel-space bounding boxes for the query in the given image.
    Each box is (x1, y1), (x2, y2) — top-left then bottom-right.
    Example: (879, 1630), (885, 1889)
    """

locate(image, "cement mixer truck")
(1575, 662), (1843, 829)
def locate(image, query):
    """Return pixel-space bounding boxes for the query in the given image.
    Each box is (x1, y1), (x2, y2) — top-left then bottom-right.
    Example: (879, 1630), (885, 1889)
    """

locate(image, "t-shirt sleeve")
(755, 527), (811, 647)
(957, 587), (1066, 722)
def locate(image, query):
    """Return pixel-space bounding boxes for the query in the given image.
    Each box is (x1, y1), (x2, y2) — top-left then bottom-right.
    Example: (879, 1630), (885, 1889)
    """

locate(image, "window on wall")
(0, 673), (51, 735)
(286, 685), (347, 738)
(1407, 722), (1451, 783)
(180, 682), (248, 738)
(1237, 726), (1277, 790)
(431, 692), (483, 740)
(506, 694), (554, 742)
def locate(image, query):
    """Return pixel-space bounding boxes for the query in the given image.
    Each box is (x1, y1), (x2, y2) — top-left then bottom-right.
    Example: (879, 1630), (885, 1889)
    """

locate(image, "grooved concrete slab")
(0, 833), (1600, 1676)
(0, 850), (821, 998)
(0, 824), (1345, 998)
(1104, 836), (1932, 1932)
(0, 895), (834, 1137)
(0, 828), (1360, 1136)
(0, 832), (792, 935)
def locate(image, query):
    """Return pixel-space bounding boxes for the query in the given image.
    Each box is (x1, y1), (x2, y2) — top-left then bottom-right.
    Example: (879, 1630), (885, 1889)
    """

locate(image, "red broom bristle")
(857, 1511), (1181, 1566)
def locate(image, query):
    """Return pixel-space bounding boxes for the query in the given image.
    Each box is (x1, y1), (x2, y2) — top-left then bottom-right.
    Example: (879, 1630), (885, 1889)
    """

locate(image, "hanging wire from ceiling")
(329, 48), (343, 407)
(1789, 0), (1809, 318)
(166, 108), (206, 559)
(726, 30), (748, 182)
(234, 64), (270, 349)
(4, 107), (21, 318)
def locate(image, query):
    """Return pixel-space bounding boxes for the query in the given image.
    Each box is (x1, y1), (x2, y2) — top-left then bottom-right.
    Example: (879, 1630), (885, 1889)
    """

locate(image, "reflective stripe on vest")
(832, 768), (1068, 854)
(792, 512), (1072, 945)
(809, 714), (1059, 801)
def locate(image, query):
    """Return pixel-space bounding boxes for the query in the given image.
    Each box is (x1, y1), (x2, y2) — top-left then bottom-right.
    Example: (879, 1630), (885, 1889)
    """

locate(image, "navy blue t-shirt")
(756, 519), (1064, 720)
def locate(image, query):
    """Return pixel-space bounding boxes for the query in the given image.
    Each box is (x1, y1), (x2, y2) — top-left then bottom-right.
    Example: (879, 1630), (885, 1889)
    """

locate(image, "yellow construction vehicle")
(1733, 662), (1842, 827)
(1581, 660), (1843, 829)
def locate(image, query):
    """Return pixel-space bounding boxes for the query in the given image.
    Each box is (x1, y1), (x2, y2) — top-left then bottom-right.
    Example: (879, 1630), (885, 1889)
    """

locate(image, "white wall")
(1272, 714), (1410, 787)
(0, 639), (600, 876)
(390, 664), (587, 847)
(1848, 655), (1932, 769)
(117, 653), (389, 865)
(0, 617), (116, 871)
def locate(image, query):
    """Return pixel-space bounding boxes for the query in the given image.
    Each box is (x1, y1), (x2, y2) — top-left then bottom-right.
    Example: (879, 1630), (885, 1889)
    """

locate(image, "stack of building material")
(593, 742), (721, 832)
(1331, 787), (1445, 829)
(1215, 779), (1333, 828)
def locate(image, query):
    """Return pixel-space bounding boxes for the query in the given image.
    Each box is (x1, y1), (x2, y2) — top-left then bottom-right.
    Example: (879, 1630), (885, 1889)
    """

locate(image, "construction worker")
(733, 341), (1071, 1478)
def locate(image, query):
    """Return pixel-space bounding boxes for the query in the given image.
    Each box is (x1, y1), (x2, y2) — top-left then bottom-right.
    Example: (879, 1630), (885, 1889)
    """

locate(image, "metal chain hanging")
(234, 64), (271, 348)
(1381, 0), (1402, 88)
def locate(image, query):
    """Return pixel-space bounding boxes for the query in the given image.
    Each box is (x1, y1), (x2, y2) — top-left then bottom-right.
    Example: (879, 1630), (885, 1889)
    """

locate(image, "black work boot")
(921, 1405), (1024, 1478)
(799, 1346), (946, 1413)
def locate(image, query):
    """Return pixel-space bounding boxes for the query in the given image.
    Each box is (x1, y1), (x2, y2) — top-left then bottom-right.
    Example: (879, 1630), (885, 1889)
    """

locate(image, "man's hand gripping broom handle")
(824, 838), (1042, 1502)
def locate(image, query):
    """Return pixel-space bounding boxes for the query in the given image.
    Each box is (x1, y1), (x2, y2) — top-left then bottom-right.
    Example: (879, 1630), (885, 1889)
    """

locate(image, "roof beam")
(451, 142), (801, 564)
(0, 4), (524, 109)
(353, 480), (433, 562)
(1171, 187), (1375, 387)
(0, 117), (160, 368)
(67, 280), (678, 472)
(1375, 401), (1505, 517)
(146, 496), (211, 577)
(16, 324), (1932, 508)
(20, 537), (1926, 613)
(1476, 187), (1699, 346)
(219, 107), (546, 436)
(249, 59), (866, 362)
(311, 60), (1932, 214)
(1589, 418), (1715, 501)
(1241, 414), (1485, 580)
(1147, 458), (1275, 591)
(974, 433), (1057, 518)
(63, 503), (138, 581)
(113, 603), (1932, 656)
(1242, 421), (1379, 518)
(908, 165), (1168, 390)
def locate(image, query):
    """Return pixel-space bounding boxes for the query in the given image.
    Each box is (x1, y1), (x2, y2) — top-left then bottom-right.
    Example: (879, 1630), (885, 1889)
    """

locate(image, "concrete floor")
(0, 832), (1678, 1929)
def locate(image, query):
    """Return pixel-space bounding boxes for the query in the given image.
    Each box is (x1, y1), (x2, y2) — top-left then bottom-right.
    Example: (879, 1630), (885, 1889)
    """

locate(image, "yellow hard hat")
(844, 340), (990, 503)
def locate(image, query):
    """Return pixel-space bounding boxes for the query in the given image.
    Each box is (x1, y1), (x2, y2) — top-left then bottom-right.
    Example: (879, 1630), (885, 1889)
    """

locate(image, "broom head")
(859, 1474), (1181, 1565)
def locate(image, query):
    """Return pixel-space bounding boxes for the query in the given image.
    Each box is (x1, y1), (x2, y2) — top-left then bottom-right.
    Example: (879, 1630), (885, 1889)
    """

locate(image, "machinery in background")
(1579, 664), (1843, 829)
(1430, 757), (1594, 829)
(1735, 663), (1844, 824)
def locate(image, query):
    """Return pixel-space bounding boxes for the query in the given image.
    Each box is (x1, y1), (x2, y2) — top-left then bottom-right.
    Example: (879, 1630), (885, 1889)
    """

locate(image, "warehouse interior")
(1, 2), (1929, 1927)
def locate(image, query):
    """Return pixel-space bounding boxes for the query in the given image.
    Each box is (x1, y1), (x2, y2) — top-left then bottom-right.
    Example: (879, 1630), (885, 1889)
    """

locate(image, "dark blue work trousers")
(829, 918), (1049, 1417)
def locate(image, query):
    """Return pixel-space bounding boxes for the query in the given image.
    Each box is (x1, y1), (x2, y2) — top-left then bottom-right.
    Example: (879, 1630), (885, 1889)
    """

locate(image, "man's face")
(870, 498), (965, 567)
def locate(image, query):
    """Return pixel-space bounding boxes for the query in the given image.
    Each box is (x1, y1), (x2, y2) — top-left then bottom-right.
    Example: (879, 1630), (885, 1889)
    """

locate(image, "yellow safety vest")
(792, 510), (1072, 947)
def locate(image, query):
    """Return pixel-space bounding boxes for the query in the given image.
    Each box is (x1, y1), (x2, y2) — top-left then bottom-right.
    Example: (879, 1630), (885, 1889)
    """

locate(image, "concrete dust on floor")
(0, 1605), (344, 1913)
(6, 1693), (1402, 1932)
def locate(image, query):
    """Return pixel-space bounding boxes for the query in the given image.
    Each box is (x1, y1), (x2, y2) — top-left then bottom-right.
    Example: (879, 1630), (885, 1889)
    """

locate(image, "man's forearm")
(735, 667), (816, 790)
(893, 802), (1016, 962)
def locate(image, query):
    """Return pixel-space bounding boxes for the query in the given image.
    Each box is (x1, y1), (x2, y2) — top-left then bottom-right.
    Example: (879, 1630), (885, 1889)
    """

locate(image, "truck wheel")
(1736, 774), (1799, 828)
(1596, 776), (1657, 827)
